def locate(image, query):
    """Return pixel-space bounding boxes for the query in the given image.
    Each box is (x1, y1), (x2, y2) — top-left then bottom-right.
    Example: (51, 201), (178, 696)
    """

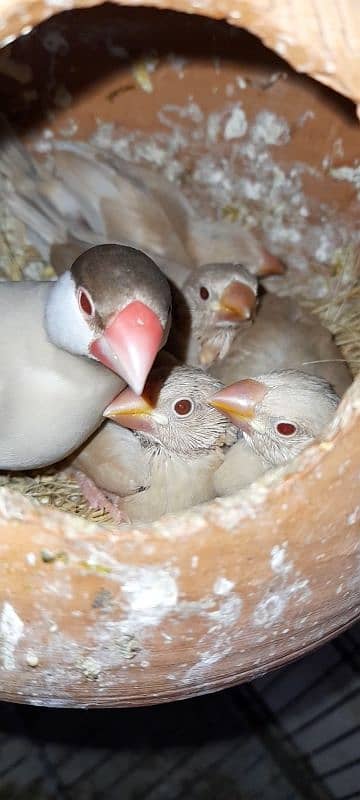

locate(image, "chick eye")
(200, 286), (209, 300)
(78, 287), (94, 317)
(276, 422), (297, 436)
(173, 398), (194, 416)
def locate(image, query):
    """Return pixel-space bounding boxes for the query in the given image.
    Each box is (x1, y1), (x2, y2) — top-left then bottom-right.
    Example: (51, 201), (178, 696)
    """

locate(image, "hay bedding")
(0, 101), (359, 525)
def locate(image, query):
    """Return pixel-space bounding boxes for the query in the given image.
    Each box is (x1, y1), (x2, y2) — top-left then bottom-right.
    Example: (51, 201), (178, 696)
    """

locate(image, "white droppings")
(26, 652), (39, 668)
(236, 76), (247, 89)
(275, 41), (287, 56)
(254, 577), (310, 628)
(270, 543), (293, 575)
(330, 165), (360, 197)
(254, 594), (287, 626)
(26, 552), (36, 566)
(49, 623), (58, 633)
(251, 110), (290, 146)
(0, 603), (24, 670)
(122, 569), (178, 613)
(78, 657), (100, 681)
(213, 577), (235, 596)
(347, 507), (360, 525)
(224, 106), (248, 140)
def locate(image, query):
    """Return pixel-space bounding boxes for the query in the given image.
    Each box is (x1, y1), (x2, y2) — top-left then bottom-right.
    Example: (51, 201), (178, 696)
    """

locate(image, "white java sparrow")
(0, 244), (171, 470)
(78, 364), (238, 524)
(210, 370), (340, 495)
(51, 237), (259, 370)
(211, 292), (352, 397)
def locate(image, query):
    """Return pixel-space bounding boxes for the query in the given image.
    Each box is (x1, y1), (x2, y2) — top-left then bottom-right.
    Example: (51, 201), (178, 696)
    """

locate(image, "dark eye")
(200, 286), (209, 300)
(78, 287), (94, 317)
(276, 422), (297, 436)
(173, 398), (194, 416)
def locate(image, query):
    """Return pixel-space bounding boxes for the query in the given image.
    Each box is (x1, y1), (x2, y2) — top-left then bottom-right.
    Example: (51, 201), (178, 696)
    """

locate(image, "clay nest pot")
(0, 0), (359, 708)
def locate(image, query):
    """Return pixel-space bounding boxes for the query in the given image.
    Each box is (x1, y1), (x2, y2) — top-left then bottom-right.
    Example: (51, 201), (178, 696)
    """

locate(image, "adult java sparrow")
(76, 364), (238, 524)
(211, 292), (352, 397)
(0, 122), (274, 371)
(0, 244), (171, 470)
(211, 369), (340, 496)
(51, 236), (259, 370)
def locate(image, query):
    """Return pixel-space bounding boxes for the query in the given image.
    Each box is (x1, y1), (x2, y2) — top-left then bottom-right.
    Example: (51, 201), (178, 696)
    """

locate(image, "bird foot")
(73, 471), (130, 525)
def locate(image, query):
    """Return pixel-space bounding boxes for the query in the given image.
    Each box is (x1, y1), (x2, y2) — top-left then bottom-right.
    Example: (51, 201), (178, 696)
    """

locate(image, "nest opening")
(0, 3), (359, 528)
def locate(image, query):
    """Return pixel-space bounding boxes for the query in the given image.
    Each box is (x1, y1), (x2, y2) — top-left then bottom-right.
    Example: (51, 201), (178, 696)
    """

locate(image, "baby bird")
(50, 139), (285, 277)
(210, 369), (340, 495)
(77, 364), (238, 524)
(211, 292), (351, 397)
(0, 244), (171, 470)
(168, 262), (258, 368)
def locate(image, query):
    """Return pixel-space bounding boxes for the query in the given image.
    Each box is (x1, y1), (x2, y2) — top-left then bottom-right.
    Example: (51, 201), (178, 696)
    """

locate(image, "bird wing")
(73, 422), (151, 496)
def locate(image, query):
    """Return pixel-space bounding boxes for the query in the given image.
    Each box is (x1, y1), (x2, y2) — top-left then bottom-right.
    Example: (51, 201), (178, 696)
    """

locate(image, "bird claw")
(73, 471), (130, 525)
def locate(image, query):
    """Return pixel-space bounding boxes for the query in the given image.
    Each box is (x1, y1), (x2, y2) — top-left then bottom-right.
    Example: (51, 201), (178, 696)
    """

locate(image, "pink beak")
(90, 300), (164, 395)
(209, 379), (267, 428)
(103, 386), (155, 433)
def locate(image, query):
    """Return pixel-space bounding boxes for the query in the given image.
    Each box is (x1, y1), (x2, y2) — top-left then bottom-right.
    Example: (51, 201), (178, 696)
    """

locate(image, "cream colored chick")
(211, 292), (351, 397)
(168, 263), (258, 368)
(79, 364), (238, 524)
(211, 369), (340, 495)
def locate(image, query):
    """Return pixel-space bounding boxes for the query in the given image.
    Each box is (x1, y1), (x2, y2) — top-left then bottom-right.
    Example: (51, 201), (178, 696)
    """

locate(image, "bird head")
(45, 244), (172, 395)
(182, 263), (258, 367)
(104, 364), (238, 456)
(210, 370), (339, 466)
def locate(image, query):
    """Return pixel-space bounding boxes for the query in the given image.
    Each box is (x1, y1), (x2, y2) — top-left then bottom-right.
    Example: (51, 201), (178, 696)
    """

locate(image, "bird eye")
(173, 398), (194, 417)
(276, 422), (297, 436)
(200, 286), (209, 300)
(78, 287), (94, 317)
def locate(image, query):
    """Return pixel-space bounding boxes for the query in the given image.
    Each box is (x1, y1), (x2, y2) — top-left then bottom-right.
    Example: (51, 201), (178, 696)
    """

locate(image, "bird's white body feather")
(0, 281), (123, 469)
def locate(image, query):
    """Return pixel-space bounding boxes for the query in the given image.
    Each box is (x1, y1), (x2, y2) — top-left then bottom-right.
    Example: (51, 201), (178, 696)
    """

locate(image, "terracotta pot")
(0, 0), (359, 708)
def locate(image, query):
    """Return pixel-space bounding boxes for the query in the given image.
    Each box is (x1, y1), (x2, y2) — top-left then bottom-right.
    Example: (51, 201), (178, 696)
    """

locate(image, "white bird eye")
(172, 398), (194, 417)
(276, 421), (297, 437)
(77, 287), (94, 318)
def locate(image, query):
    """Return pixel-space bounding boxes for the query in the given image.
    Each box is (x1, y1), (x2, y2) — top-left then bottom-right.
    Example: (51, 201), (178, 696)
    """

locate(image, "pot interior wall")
(1, 2), (359, 289)
(0, 3), (359, 706)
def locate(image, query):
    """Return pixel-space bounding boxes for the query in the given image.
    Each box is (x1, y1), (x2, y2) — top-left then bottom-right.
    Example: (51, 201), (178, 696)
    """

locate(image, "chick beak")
(209, 379), (267, 428)
(257, 248), (286, 277)
(104, 387), (155, 434)
(217, 281), (257, 323)
(90, 300), (164, 395)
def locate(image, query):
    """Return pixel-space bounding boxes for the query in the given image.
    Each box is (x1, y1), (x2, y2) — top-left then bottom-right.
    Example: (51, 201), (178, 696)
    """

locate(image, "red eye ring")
(78, 287), (94, 317)
(276, 422), (297, 436)
(200, 286), (209, 300)
(173, 398), (193, 416)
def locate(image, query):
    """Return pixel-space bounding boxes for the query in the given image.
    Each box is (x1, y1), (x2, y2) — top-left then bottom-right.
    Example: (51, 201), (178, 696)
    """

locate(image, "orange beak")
(217, 281), (257, 323)
(209, 379), (267, 428)
(90, 300), (164, 395)
(257, 248), (286, 277)
(104, 386), (156, 433)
